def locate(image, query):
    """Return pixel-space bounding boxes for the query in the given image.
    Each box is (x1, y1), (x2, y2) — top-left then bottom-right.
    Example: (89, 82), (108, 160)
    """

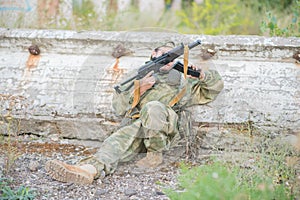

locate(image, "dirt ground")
(1, 128), (300, 200)
(0, 134), (187, 200)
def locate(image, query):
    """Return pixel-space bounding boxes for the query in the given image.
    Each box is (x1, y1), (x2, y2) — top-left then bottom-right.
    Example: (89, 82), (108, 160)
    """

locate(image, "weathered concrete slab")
(0, 28), (299, 140)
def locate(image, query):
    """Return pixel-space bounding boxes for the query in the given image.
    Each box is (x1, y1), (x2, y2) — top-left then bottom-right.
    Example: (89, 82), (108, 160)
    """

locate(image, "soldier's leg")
(80, 119), (144, 175)
(136, 101), (179, 168)
(46, 119), (144, 183)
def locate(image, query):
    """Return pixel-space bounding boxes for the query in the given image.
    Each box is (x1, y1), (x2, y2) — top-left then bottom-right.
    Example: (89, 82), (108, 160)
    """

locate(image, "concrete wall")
(0, 28), (299, 140)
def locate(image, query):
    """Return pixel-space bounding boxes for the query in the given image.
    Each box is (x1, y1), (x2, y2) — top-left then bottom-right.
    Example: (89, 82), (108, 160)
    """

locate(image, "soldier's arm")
(112, 71), (155, 116)
(112, 88), (133, 116)
(187, 69), (224, 105)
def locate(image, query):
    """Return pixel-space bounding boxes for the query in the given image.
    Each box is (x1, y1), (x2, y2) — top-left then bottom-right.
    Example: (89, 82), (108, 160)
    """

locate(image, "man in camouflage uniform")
(45, 45), (224, 184)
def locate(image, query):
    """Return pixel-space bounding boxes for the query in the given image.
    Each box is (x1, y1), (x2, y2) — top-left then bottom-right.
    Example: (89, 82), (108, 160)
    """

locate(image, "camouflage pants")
(80, 101), (179, 178)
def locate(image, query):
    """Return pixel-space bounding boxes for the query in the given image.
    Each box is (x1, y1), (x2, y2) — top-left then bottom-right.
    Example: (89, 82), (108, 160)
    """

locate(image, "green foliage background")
(1, 0), (298, 36)
(68, 0), (299, 36)
(175, 0), (299, 36)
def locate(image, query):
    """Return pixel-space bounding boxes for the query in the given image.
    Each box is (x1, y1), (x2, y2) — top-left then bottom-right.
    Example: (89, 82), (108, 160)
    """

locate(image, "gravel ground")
(2, 130), (300, 199)
(0, 135), (186, 200)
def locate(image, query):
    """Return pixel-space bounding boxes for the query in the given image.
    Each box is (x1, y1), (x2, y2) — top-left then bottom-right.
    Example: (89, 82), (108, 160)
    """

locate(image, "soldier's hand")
(139, 71), (156, 95)
(188, 65), (205, 80)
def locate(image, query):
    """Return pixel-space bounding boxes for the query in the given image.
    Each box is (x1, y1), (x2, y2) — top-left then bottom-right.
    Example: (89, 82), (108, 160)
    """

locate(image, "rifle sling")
(125, 80), (141, 119)
(168, 87), (187, 107)
(169, 45), (189, 107)
(132, 80), (140, 109)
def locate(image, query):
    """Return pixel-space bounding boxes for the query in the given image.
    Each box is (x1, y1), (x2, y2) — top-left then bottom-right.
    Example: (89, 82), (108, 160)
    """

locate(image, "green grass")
(0, 177), (36, 200)
(164, 160), (296, 200)
(163, 135), (300, 200)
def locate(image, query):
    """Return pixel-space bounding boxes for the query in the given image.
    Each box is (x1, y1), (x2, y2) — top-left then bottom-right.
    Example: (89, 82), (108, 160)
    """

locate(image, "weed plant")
(163, 134), (300, 200)
(0, 177), (36, 200)
(0, 96), (21, 175)
(0, 95), (35, 200)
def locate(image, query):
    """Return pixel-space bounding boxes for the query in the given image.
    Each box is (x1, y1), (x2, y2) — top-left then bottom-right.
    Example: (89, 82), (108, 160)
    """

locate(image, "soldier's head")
(150, 42), (175, 72)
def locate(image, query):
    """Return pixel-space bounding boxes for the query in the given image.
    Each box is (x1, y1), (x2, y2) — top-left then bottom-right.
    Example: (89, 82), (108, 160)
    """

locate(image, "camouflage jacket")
(112, 68), (224, 117)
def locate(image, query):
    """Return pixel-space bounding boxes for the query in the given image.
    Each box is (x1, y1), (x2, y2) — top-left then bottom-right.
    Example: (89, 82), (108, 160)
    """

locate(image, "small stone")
(99, 170), (106, 179)
(49, 134), (60, 142)
(95, 189), (107, 196)
(156, 191), (165, 195)
(28, 161), (40, 172)
(124, 189), (137, 196)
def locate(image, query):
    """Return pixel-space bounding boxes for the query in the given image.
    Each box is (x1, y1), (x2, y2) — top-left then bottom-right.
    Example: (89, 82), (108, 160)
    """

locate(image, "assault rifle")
(114, 39), (201, 93)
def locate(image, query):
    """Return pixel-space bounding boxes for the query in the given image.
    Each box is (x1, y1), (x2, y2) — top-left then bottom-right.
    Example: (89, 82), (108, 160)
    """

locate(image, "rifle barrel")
(188, 39), (202, 49)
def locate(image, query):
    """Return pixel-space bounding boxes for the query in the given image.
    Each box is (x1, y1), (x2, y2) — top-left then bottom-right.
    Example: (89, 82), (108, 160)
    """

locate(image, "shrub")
(164, 161), (295, 200)
(175, 0), (255, 35)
